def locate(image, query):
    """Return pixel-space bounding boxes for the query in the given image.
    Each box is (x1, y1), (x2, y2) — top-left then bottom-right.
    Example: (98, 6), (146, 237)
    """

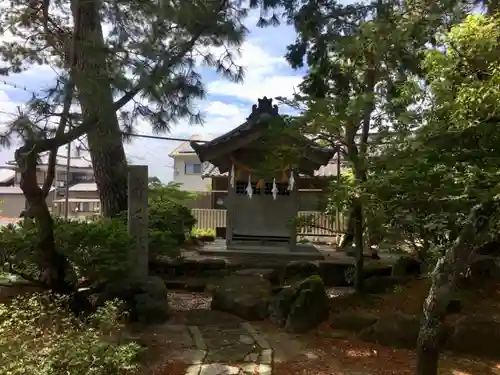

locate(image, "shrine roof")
(190, 97), (280, 157)
(190, 97), (336, 172)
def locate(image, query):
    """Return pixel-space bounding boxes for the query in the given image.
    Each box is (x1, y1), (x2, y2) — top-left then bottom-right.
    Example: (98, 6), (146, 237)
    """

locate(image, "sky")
(0, 9), (307, 182)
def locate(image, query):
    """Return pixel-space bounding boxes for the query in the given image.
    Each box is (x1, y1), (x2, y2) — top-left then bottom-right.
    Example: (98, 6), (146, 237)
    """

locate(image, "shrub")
(115, 182), (197, 259)
(0, 218), (133, 286)
(0, 293), (142, 375)
(149, 197), (196, 250)
(191, 228), (216, 241)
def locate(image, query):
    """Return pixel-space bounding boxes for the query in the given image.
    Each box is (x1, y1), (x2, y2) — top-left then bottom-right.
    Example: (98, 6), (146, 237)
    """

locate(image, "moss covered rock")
(211, 275), (272, 320)
(269, 275), (329, 333)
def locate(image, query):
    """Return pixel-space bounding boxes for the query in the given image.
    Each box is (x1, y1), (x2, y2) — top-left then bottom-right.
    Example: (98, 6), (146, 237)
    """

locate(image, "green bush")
(191, 228), (216, 240)
(147, 182), (197, 257)
(0, 218), (133, 286)
(116, 182), (197, 258)
(0, 293), (142, 375)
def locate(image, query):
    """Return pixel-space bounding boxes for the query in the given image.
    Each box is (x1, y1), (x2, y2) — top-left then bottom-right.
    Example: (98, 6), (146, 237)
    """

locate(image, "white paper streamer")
(288, 170), (295, 191)
(230, 164), (235, 188)
(246, 174), (253, 199)
(272, 178), (279, 200)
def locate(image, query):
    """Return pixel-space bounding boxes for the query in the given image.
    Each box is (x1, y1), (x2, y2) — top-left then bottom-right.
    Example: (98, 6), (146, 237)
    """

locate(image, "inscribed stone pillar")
(127, 165), (149, 278)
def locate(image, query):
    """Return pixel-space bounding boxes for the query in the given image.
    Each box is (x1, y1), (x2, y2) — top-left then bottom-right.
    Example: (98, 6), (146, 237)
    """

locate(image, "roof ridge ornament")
(247, 96), (279, 122)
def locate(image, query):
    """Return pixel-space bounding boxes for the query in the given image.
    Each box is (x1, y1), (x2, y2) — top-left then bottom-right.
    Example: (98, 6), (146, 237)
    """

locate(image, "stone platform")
(199, 240), (326, 261)
(197, 240), (402, 265)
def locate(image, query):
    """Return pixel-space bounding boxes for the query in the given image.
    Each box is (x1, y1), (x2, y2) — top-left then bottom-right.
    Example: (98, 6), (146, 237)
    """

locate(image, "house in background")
(169, 134), (218, 208)
(0, 146), (100, 219)
(169, 134), (215, 192)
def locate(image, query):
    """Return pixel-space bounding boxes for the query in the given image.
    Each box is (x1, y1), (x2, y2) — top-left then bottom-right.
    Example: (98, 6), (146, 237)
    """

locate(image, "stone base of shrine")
(199, 240), (325, 261)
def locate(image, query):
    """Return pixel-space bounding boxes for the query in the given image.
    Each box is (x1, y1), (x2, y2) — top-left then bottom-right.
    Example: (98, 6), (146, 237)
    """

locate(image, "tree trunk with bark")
(352, 197), (364, 292)
(71, 0), (129, 218)
(416, 199), (498, 375)
(340, 208), (355, 249)
(15, 146), (74, 294)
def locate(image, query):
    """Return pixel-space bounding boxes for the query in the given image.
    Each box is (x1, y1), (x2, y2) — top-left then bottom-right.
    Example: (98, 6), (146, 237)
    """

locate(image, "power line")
(0, 79), (43, 97)
(122, 132), (209, 143)
(0, 82), (211, 143)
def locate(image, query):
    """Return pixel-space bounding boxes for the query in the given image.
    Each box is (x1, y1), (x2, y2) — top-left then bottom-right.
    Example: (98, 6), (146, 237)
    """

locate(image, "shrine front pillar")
(289, 172), (298, 251)
(225, 164), (235, 248)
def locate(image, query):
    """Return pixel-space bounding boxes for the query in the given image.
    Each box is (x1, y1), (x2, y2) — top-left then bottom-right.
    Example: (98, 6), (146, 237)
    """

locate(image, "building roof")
(7, 153), (92, 168)
(190, 97), (281, 162)
(68, 183), (98, 192)
(190, 97), (336, 175)
(0, 168), (15, 184)
(0, 185), (55, 194)
(169, 134), (218, 157)
(53, 198), (100, 203)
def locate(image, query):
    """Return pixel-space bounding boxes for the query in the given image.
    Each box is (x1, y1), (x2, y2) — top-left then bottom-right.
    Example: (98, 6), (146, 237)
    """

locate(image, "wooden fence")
(191, 209), (346, 236)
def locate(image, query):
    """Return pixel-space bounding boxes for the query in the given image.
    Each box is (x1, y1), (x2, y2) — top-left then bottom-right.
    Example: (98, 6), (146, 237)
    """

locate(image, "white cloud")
(204, 101), (243, 117)
(0, 90), (24, 129)
(206, 39), (302, 102)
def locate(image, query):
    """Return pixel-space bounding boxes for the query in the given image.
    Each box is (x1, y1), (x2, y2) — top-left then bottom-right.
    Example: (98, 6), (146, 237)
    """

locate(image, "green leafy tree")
(365, 14), (500, 375)
(273, 0), (457, 290)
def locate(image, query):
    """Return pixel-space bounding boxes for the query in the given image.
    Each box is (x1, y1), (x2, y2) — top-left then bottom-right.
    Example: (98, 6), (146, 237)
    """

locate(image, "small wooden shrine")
(191, 97), (336, 251)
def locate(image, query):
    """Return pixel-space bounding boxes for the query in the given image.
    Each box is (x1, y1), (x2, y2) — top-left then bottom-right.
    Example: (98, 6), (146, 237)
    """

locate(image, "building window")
(74, 202), (100, 213)
(185, 163), (201, 175)
(72, 171), (93, 182)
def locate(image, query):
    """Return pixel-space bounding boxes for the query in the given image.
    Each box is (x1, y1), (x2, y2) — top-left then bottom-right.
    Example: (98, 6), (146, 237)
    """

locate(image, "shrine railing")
(191, 209), (346, 235)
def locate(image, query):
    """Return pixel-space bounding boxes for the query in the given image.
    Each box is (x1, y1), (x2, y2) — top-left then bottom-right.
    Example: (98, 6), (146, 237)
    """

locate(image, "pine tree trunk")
(71, 0), (128, 218)
(15, 149), (74, 294)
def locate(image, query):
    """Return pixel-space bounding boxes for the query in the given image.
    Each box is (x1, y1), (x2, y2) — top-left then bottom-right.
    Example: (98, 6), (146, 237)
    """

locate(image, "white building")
(169, 135), (216, 192)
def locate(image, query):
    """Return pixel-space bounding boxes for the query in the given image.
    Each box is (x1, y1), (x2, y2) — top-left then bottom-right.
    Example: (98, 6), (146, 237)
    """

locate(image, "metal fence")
(191, 209), (346, 236)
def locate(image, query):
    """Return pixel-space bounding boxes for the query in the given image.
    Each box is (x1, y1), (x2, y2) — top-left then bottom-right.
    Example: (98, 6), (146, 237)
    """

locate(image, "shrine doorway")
(231, 181), (295, 241)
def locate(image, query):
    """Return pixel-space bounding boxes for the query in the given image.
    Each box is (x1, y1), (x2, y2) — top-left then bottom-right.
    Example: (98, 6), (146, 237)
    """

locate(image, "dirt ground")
(329, 278), (500, 320)
(137, 284), (500, 375)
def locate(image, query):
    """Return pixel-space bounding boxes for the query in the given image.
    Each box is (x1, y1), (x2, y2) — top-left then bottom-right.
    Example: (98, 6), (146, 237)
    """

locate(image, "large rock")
(268, 286), (297, 327)
(96, 275), (169, 324)
(269, 276), (329, 333)
(467, 257), (500, 282)
(211, 275), (272, 320)
(359, 313), (422, 349)
(391, 256), (422, 277)
(233, 268), (280, 284)
(318, 262), (351, 286)
(448, 315), (500, 358)
(0, 279), (44, 302)
(330, 311), (378, 333)
(284, 261), (319, 280)
(363, 276), (407, 294)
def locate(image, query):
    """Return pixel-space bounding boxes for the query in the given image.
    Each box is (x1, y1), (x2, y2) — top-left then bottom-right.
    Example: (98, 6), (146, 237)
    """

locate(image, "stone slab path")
(179, 310), (273, 375)
(153, 309), (315, 375)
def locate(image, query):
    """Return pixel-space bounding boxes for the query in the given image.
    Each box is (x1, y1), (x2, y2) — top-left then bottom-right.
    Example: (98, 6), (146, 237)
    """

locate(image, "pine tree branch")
(41, 0), (77, 196)
(42, 79), (74, 196)
(113, 0), (229, 111)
